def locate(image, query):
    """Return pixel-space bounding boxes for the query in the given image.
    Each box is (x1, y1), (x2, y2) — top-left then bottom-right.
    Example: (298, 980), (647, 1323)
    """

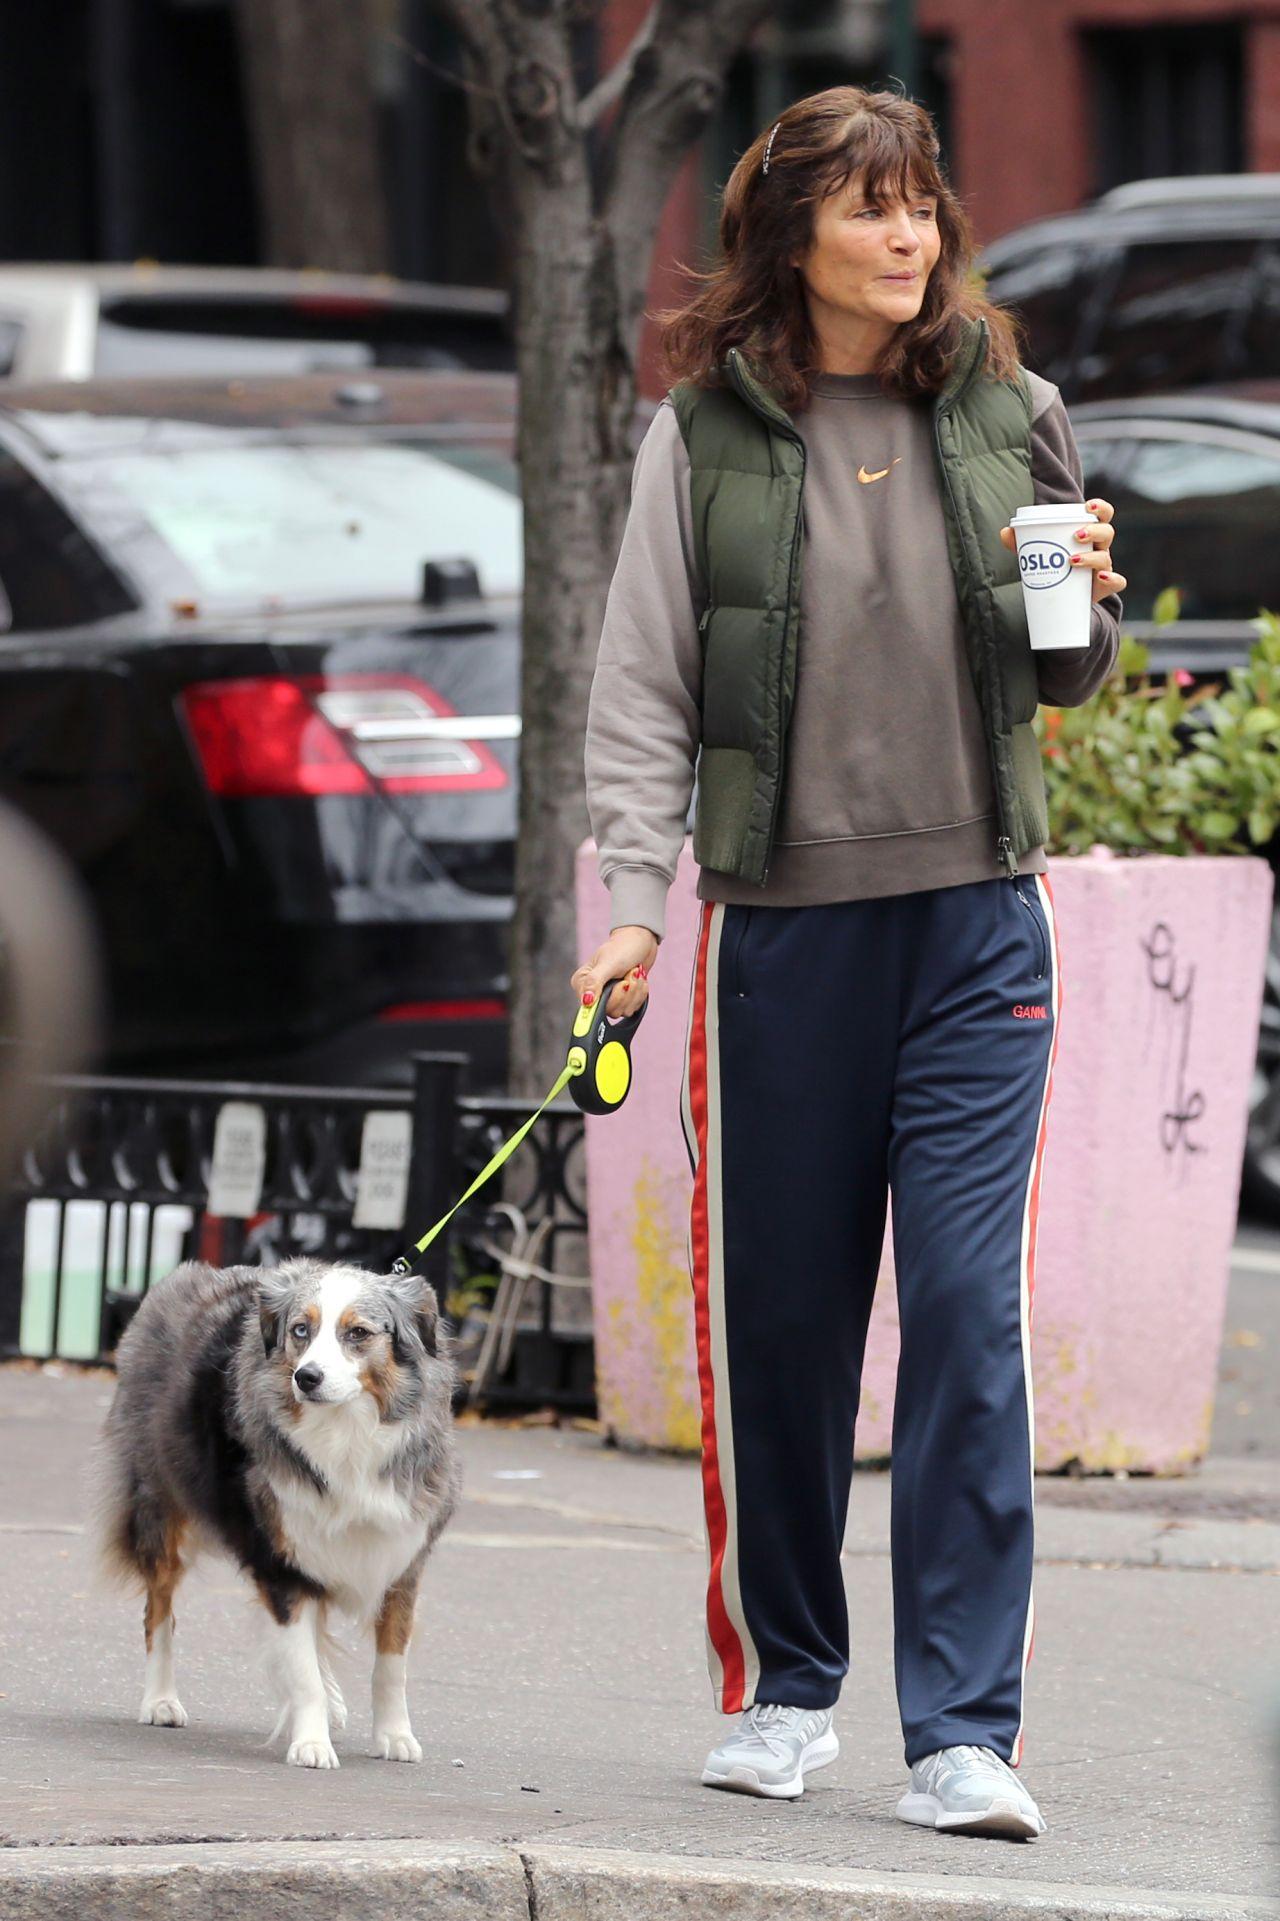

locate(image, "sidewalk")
(1, 1365), (1277, 1917)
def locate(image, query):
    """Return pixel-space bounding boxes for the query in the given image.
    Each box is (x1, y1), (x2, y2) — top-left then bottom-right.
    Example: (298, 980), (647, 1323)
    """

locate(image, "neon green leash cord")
(390, 975), (648, 1277)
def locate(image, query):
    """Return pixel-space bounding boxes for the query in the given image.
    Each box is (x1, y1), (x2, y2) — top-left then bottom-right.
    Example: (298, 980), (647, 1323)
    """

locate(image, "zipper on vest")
(932, 401), (1018, 882)
(761, 446), (806, 883)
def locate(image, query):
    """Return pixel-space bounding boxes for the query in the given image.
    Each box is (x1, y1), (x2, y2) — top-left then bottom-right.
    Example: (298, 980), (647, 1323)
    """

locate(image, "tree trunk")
(430, 0), (769, 1102)
(236, 0), (389, 272)
(507, 199), (634, 1102)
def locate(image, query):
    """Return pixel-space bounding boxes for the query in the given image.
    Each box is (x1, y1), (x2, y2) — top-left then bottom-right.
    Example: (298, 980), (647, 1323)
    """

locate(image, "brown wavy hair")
(655, 85), (1026, 411)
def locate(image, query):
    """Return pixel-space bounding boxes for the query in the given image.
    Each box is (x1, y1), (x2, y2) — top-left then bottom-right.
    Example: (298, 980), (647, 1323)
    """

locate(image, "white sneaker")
(701, 1703), (838, 1799)
(896, 1743), (1047, 1838)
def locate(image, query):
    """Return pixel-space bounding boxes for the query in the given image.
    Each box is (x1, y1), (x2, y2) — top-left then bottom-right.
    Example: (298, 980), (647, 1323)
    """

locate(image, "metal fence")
(0, 1052), (591, 1410)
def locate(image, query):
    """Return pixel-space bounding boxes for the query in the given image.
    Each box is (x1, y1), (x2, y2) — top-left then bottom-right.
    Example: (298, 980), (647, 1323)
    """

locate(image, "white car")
(0, 264), (512, 383)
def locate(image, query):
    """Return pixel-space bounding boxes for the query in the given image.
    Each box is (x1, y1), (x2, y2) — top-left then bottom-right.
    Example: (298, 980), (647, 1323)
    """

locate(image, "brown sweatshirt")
(584, 367), (1123, 941)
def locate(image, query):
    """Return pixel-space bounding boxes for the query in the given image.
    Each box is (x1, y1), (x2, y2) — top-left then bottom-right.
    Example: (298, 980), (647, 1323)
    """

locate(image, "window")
(1086, 429), (1280, 621)
(1074, 437), (1134, 502)
(1086, 24), (1243, 193)
(1236, 245), (1280, 382)
(0, 315), (22, 378)
(94, 298), (513, 377)
(54, 435), (522, 610)
(0, 452), (135, 630)
(985, 246), (1089, 388)
(1075, 240), (1260, 400)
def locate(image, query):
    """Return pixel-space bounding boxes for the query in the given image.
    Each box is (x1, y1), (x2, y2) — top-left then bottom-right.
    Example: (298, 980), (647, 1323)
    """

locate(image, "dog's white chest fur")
(273, 1399), (428, 1619)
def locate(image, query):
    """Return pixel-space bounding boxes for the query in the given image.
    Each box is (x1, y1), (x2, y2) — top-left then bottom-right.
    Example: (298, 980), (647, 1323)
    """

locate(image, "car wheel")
(1242, 902), (1280, 1222)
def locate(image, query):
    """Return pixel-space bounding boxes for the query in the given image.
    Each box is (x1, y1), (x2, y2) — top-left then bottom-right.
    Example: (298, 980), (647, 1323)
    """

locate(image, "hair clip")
(762, 122), (781, 175)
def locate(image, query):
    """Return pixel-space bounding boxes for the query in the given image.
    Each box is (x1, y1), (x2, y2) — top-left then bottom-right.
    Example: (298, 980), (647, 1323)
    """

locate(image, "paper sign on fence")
(207, 1102), (267, 1219)
(353, 1110), (412, 1231)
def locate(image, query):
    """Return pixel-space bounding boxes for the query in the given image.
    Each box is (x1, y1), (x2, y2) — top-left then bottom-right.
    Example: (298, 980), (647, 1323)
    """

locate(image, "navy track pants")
(678, 874), (1061, 1769)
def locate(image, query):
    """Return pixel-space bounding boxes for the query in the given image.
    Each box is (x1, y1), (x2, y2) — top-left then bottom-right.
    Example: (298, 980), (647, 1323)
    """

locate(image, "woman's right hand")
(570, 926), (660, 1018)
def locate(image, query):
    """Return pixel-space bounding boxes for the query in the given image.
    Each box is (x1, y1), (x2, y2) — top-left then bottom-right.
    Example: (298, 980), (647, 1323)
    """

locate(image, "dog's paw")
(287, 1737), (341, 1769)
(372, 1728), (422, 1763)
(139, 1695), (188, 1728)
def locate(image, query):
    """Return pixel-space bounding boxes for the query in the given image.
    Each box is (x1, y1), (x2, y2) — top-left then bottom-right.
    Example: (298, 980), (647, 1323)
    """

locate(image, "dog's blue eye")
(290, 1322), (310, 1341)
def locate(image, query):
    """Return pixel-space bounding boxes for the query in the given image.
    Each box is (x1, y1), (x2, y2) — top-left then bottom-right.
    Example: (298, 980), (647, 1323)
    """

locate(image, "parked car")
(980, 174), (1280, 403)
(1072, 384), (1280, 1219)
(0, 265), (514, 383)
(0, 371), (523, 1093)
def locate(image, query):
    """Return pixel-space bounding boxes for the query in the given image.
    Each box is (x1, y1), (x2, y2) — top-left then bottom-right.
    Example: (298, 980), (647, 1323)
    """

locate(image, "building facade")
(0, 2), (1274, 384)
(914, 0), (1280, 244)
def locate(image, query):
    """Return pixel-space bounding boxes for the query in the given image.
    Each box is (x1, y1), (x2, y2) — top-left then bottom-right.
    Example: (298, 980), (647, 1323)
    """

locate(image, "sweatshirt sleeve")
(583, 399), (703, 943)
(1026, 381), (1124, 708)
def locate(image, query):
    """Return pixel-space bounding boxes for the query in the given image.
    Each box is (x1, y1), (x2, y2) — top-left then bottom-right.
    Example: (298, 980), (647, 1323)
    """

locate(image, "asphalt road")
(1, 1308), (1277, 1908)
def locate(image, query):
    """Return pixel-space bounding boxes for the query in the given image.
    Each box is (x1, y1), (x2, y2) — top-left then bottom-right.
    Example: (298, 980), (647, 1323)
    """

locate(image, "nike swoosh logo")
(858, 459), (902, 484)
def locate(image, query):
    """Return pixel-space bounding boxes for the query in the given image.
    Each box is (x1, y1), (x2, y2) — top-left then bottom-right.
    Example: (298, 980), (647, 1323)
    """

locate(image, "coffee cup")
(1009, 503), (1098, 650)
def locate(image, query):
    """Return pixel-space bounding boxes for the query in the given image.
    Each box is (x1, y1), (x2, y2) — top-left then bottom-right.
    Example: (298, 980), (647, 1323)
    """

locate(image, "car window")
(0, 451), (136, 630)
(55, 434), (523, 609)
(94, 298), (514, 376)
(1075, 240), (1260, 399)
(985, 245), (1089, 387)
(94, 321), (373, 377)
(1237, 244), (1280, 379)
(1074, 436), (1134, 502)
(0, 315), (22, 378)
(1091, 430), (1280, 621)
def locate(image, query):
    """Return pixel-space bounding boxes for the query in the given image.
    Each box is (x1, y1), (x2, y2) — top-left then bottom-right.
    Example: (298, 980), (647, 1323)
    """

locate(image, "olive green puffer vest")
(669, 313), (1045, 884)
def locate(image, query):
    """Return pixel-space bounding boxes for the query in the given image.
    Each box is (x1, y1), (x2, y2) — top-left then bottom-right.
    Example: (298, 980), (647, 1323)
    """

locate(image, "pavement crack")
(519, 1849), (539, 1921)
(466, 1490), (698, 1542)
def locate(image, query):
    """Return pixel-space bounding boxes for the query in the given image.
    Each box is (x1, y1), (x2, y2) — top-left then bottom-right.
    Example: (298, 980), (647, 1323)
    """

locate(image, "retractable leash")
(391, 977), (648, 1276)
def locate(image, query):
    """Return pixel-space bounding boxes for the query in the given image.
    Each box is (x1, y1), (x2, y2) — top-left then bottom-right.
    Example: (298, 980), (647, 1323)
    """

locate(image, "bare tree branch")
(410, 0), (766, 1099)
(576, 9), (657, 132)
(380, 26), (501, 106)
(599, 0), (770, 351)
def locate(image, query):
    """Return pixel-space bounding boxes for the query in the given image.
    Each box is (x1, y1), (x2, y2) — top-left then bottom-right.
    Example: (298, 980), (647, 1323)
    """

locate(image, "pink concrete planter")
(577, 839), (1273, 1472)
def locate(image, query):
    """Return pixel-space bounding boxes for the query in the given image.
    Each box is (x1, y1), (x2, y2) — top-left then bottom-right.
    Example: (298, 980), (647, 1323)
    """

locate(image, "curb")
(0, 1840), (1275, 1921)
(525, 1845), (1280, 1918)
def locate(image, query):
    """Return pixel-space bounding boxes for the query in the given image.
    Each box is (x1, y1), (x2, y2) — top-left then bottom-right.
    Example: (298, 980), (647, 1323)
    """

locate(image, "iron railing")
(0, 1052), (591, 1409)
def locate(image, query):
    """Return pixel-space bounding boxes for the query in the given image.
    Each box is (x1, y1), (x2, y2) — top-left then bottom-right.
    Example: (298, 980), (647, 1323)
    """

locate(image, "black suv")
(0, 372), (524, 1095)
(986, 180), (1280, 1217)
(979, 173), (1280, 403)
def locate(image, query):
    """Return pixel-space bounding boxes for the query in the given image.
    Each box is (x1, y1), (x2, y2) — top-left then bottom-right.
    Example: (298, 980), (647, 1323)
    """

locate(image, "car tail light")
(377, 998), (507, 1023)
(181, 678), (369, 796)
(180, 674), (513, 797)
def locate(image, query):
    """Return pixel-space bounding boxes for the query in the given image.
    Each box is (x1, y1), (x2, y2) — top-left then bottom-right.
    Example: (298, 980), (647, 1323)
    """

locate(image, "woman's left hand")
(999, 497), (1127, 605)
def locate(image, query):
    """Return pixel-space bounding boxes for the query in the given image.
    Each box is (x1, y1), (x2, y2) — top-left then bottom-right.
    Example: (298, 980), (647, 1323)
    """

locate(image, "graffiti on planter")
(1141, 921), (1207, 1169)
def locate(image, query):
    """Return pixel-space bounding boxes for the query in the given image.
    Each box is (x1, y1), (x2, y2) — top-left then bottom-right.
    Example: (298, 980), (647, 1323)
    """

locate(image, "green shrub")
(1038, 598), (1280, 857)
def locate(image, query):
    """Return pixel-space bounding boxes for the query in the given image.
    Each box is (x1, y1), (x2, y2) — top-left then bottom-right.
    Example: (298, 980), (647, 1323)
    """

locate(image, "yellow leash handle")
(567, 977), (648, 1115)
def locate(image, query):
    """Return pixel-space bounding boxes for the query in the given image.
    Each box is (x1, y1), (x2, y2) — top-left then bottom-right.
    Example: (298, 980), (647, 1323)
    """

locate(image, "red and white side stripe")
(680, 900), (760, 1712)
(680, 884), (1063, 1746)
(1010, 872), (1063, 1768)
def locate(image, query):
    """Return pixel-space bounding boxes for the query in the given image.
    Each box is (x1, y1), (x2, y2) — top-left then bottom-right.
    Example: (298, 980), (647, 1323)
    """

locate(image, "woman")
(571, 85), (1124, 1842)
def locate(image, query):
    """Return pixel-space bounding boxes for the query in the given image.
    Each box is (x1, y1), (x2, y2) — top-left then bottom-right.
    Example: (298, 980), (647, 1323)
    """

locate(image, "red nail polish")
(582, 991), (595, 1006)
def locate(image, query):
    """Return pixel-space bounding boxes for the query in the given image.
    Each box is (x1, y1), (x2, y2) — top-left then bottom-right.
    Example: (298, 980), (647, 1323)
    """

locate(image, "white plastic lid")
(1009, 502), (1094, 524)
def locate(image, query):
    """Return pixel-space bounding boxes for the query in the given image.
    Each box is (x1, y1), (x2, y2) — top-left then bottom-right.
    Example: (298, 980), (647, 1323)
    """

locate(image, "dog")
(94, 1255), (460, 1768)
